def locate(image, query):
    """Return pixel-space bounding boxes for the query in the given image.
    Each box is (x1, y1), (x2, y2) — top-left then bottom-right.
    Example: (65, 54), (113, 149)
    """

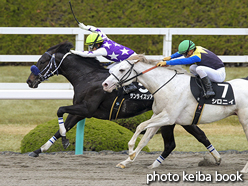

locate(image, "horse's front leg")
(56, 102), (91, 148)
(128, 111), (171, 157)
(116, 127), (160, 169)
(29, 115), (84, 157)
(116, 119), (154, 168)
(127, 119), (152, 156)
(117, 111), (174, 168)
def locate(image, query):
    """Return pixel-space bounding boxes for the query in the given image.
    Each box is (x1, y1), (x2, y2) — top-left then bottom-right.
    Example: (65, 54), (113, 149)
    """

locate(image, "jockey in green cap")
(157, 40), (226, 98)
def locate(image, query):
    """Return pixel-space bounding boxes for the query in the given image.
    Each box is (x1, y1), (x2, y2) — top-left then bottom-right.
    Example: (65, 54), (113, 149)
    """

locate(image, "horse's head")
(26, 41), (73, 88)
(102, 58), (139, 92)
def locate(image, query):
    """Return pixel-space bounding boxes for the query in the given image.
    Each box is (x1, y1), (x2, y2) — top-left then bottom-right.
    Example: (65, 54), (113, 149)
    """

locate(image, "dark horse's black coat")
(27, 41), (212, 158)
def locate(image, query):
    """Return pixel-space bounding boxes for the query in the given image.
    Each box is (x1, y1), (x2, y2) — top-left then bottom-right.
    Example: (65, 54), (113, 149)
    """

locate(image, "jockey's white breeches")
(189, 64), (226, 82)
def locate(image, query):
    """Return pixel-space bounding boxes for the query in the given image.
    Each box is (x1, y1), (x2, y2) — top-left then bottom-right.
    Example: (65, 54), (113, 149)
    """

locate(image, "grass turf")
(1, 66), (248, 152)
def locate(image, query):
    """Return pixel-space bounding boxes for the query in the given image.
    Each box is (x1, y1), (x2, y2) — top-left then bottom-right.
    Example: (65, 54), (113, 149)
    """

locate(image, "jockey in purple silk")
(70, 22), (137, 93)
(70, 22), (136, 70)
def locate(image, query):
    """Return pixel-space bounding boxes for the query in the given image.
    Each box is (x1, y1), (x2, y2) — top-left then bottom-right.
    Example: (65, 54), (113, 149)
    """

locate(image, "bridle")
(111, 60), (182, 95)
(111, 60), (139, 86)
(31, 52), (70, 83)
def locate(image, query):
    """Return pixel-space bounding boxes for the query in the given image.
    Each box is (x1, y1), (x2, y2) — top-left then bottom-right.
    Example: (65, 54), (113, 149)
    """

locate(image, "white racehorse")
(102, 54), (248, 173)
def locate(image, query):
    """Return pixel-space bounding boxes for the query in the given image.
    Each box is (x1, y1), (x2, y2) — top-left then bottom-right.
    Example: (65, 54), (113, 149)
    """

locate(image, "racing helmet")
(178, 40), (196, 55)
(86, 33), (103, 45)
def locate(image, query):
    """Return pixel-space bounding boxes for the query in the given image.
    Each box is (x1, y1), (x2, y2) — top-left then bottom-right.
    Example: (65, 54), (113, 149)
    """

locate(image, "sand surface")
(0, 151), (247, 186)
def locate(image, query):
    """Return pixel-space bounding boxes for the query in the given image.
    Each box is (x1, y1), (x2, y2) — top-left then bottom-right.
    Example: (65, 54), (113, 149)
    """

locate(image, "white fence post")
(163, 29), (172, 57)
(75, 32), (85, 51)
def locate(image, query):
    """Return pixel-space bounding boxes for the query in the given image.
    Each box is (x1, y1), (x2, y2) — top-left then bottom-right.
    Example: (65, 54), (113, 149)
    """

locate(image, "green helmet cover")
(86, 33), (103, 45)
(178, 40), (196, 54)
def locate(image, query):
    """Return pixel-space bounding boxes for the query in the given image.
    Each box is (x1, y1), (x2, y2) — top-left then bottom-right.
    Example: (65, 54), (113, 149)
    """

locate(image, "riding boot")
(123, 83), (137, 94)
(201, 76), (215, 98)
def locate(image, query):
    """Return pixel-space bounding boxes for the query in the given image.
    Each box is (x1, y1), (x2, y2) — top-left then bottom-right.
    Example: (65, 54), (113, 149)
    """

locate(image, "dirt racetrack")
(0, 150), (248, 186)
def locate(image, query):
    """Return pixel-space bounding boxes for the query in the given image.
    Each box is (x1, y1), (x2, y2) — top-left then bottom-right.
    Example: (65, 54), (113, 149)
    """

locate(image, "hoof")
(216, 158), (221, 166)
(147, 163), (160, 169)
(240, 162), (248, 173)
(28, 152), (39, 157)
(62, 137), (70, 149)
(116, 163), (125, 169)
(129, 152), (136, 160)
(240, 169), (248, 174)
(147, 164), (154, 169)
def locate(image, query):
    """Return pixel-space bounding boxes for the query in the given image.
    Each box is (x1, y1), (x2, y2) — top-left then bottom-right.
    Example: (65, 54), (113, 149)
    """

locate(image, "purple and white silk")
(101, 40), (135, 62)
(87, 25), (135, 62)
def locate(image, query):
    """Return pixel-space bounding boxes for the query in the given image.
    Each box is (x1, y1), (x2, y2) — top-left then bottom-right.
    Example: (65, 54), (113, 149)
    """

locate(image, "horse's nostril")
(26, 79), (33, 87)
(104, 83), (108, 87)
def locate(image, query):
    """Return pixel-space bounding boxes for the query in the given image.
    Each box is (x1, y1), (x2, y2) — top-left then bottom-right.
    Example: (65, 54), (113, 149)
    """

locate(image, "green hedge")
(1, 0), (248, 59)
(21, 117), (149, 153)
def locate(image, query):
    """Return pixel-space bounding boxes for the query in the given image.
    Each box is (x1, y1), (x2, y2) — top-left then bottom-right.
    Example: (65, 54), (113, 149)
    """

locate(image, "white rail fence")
(1, 27), (248, 99)
(0, 83), (73, 100)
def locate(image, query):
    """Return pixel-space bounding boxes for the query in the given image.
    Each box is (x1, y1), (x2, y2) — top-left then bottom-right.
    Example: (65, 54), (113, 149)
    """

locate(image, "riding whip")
(69, 1), (80, 24)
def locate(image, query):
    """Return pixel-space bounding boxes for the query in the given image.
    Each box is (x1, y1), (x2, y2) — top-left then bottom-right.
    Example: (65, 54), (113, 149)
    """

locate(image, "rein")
(112, 60), (183, 95)
(152, 70), (180, 95)
(31, 52), (71, 83)
(113, 60), (158, 86)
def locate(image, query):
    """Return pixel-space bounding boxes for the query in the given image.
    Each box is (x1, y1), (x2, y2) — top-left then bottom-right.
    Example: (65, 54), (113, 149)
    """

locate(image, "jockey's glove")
(156, 61), (167, 67)
(70, 50), (76, 54)
(70, 50), (85, 57)
(78, 22), (87, 30)
(70, 50), (81, 55)
(163, 56), (171, 61)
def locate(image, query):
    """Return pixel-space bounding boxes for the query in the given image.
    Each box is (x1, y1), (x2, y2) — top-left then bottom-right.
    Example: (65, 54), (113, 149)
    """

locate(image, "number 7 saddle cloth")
(190, 77), (235, 105)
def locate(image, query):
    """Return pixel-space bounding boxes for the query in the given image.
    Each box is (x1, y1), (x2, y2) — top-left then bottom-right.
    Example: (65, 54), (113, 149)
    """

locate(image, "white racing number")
(138, 82), (148, 93)
(217, 83), (229, 98)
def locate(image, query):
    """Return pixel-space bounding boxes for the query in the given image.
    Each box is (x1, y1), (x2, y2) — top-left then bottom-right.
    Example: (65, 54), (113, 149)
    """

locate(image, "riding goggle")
(183, 52), (188, 57)
(88, 44), (94, 51)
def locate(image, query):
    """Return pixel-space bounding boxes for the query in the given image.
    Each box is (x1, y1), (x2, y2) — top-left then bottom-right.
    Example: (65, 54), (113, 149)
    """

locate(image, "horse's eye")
(119, 69), (125, 72)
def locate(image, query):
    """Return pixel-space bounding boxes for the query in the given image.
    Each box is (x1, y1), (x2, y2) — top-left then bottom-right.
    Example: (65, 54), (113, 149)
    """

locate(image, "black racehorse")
(26, 41), (220, 164)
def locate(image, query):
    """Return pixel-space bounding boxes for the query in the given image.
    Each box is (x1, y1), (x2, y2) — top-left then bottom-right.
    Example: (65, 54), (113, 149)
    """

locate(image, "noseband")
(31, 52), (70, 83)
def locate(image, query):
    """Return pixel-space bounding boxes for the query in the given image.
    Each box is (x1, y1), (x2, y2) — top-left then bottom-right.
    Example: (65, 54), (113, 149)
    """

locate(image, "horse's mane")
(78, 56), (107, 70)
(128, 54), (190, 75)
(47, 41), (74, 54)
(47, 41), (106, 71)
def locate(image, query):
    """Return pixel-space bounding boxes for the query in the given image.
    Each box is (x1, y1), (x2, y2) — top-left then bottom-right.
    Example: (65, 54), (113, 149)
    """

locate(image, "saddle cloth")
(127, 82), (153, 100)
(190, 77), (235, 105)
(109, 82), (153, 120)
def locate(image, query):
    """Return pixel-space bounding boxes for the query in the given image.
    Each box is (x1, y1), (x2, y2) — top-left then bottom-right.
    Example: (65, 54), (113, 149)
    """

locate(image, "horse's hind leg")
(183, 125), (221, 165)
(29, 115), (84, 157)
(148, 125), (176, 169)
(237, 110), (248, 173)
